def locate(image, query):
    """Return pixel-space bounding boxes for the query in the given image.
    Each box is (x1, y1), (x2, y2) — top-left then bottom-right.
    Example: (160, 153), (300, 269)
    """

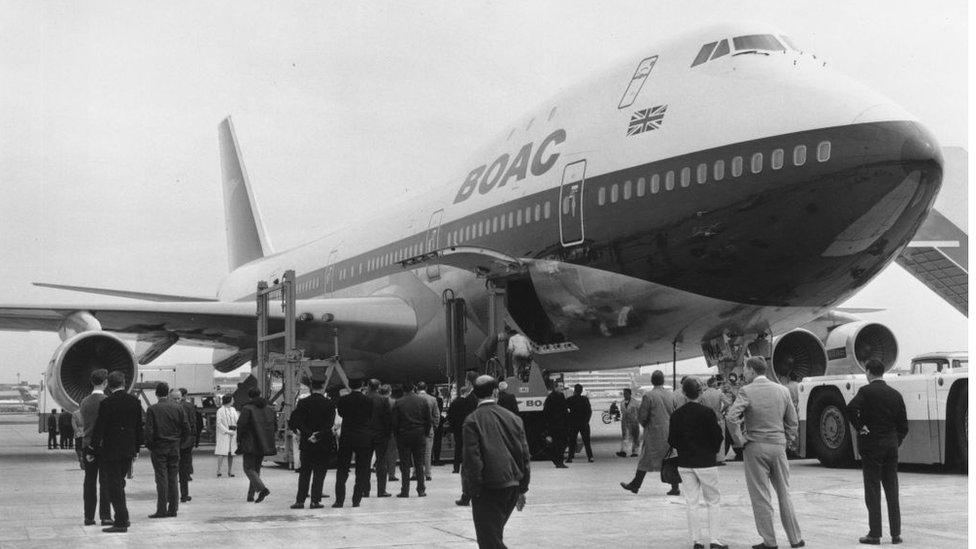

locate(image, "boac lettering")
(453, 128), (566, 204)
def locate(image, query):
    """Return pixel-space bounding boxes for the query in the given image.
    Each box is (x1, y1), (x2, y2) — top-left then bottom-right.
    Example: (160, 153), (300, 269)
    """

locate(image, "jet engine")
(46, 331), (137, 412)
(770, 328), (828, 381)
(824, 321), (898, 375)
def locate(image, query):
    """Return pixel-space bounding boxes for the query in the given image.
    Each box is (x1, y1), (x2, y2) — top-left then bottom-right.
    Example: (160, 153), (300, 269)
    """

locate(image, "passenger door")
(559, 160), (586, 246)
(425, 209), (444, 280)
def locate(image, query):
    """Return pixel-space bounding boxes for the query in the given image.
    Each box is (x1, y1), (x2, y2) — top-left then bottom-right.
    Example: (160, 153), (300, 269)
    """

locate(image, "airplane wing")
(0, 297), (418, 367)
(32, 282), (218, 302)
(896, 207), (968, 316)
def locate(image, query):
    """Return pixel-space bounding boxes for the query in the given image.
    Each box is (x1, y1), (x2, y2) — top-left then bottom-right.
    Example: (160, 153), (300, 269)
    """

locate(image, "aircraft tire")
(808, 390), (854, 468)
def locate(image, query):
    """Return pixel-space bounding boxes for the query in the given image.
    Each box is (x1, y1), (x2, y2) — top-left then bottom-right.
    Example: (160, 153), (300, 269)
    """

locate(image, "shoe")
(425, 475), (431, 481)
(396, 492), (409, 498)
(289, 503), (304, 509)
(309, 502), (324, 509)
(751, 544), (777, 549)
(452, 468), (460, 474)
(100, 520), (114, 526)
(566, 458), (573, 463)
(716, 462), (727, 466)
(166, 512), (177, 517)
(790, 542), (805, 548)
(555, 463), (568, 468)
(228, 473), (235, 477)
(84, 520), (96, 526)
(588, 457), (594, 463)
(409, 475), (418, 481)
(616, 451), (627, 457)
(377, 492), (392, 498)
(858, 536), (880, 545)
(246, 496), (254, 502)
(331, 502), (343, 508)
(620, 482), (638, 494)
(148, 513), (168, 519)
(455, 498), (470, 506)
(217, 473), (222, 477)
(417, 491), (426, 497)
(694, 544), (705, 549)
(102, 526), (128, 533)
(891, 535), (903, 545)
(631, 453), (638, 457)
(352, 501), (360, 507)
(667, 488), (681, 496)
(254, 489), (270, 503)
(389, 476), (398, 482)
(710, 543), (729, 549)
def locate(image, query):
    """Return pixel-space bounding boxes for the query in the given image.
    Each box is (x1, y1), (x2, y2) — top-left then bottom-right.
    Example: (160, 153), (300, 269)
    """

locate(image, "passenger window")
(611, 184), (619, 203)
(490, 218), (496, 233)
(751, 152), (763, 174)
(500, 215), (506, 231)
(771, 149), (783, 170)
(714, 160), (725, 181)
(697, 163), (707, 184)
(563, 196), (571, 214)
(623, 180), (632, 200)
(525, 206), (532, 223)
(817, 141), (831, 162)
(517, 209), (523, 225)
(636, 177), (646, 197)
(535, 204), (541, 221)
(651, 174), (660, 193)
(692, 42), (718, 67)
(732, 156), (743, 177)
(544, 201), (551, 219)
(598, 187), (606, 206)
(680, 167), (691, 188)
(508, 212), (514, 227)
(793, 145), (806, 166)
(710, 39), (730, 60)
(665, 171), (675, 191)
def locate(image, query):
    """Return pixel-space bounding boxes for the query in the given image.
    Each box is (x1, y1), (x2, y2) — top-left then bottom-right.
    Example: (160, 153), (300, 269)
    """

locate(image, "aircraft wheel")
(808, 391), (853, 467)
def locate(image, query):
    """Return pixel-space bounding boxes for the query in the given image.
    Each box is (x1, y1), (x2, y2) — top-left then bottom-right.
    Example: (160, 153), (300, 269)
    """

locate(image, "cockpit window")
(710, 39), (730, 60)
(692, 42), (718, 67)
(733, 34), (786, 52)
(779, 35), (799, 51)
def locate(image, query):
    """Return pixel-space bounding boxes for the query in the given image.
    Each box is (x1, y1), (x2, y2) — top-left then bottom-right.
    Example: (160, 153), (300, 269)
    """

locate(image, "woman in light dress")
(215, 393), (239, 477)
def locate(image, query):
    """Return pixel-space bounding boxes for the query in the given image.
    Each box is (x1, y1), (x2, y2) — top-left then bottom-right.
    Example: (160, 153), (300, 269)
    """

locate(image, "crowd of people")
(61, 354), (906, 548)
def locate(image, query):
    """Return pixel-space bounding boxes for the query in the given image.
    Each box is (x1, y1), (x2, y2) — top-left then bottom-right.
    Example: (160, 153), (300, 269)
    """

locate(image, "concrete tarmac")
(0, 415), (966, 548)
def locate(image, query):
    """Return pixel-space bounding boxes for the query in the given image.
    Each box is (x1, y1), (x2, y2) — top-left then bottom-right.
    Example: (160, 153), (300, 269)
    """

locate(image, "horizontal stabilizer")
(33, 282), (217, 302)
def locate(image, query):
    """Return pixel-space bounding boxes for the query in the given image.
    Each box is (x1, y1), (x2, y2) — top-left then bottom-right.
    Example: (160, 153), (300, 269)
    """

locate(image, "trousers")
(471, 486), (519, 549)
(178, 446), (193, 498)
(335, 444), (372, 505)
(549, 427), (567, 466)
(99, 458), (130, 527)
(367, 438), (389, 495)
(621, 422), (640, 454)
(678, 466), (722, 544)
(295, 450), (328, 504)
(567, 423), (592, 459)
(396, 438), (426, 495)
(83, 456), (111, 522)
(150, 449), (180, 515)
(743, 442), (802, 547)
(243, 454), (266, 498)
(860, 444), (900, 538)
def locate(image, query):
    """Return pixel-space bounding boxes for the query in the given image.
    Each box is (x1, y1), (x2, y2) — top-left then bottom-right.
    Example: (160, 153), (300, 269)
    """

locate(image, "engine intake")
(47, 332), (137, 412)
(824, 321), (898, 375)
(771, 329), (827, 381)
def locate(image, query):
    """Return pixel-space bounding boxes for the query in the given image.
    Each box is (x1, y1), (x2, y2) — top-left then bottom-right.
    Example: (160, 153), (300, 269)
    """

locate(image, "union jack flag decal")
(627, 105), (668, 136)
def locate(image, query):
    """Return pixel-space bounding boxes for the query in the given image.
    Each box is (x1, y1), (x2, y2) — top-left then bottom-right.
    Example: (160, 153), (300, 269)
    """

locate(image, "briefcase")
(660, 446), (681, 485)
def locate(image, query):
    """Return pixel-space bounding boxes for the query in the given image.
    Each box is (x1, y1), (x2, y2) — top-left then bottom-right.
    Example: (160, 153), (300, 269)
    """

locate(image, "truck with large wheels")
(797, 351), (968, 468)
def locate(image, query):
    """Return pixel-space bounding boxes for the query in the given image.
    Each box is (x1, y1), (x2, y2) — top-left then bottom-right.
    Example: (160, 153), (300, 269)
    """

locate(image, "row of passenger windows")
(362, 241), (427, 274)
(447, 200), (552, 247)
(597, 141), (830, 206)
(297, 278), (320, 294)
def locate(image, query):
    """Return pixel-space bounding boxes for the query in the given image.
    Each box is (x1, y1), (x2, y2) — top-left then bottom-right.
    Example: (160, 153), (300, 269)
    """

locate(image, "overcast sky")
(0, 1), (968, 384)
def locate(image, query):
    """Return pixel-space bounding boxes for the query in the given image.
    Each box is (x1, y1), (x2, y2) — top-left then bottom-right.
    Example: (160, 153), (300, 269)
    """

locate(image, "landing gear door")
(559, 160), (586, 247)
(425, 209), (444, 280)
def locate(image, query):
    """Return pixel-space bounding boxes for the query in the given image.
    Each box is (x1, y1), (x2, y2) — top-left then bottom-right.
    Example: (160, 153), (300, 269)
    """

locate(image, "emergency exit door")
(559, 160), (586, 246)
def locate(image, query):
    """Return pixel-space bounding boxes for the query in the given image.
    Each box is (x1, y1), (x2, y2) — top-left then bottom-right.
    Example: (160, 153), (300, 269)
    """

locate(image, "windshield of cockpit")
(691, 34), (798, 67)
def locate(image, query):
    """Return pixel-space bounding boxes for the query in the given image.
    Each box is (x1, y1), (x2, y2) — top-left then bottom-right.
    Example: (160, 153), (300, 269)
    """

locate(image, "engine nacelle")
(47, 332), (137, 412)
(824, 321), (898, 375)
(771, 329), (828, 382)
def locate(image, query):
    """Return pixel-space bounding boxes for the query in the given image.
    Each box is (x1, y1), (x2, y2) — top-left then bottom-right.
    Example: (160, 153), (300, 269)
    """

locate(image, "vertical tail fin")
(218, 117), (273, 271)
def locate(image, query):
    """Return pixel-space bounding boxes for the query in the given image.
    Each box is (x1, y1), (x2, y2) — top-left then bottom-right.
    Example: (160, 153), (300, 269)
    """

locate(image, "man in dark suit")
(46, 409), (58, 449)
(542, 381), (569, 468)
(144, 382), (190, 518)
(497, 381), (519, 415)
(392, 382), (431, 497)
(334, 380), (373, 507)
(462, 375), (531, 549)
(847, 359), (908, 546)
(91, 370), (143, 533)
(448, 372), (479, 475)
(288, 375), (336, 509)
(364, 378), (393, 498)
(176, 388), (197, 503)
(79, 369), (111, 526)
(566, 383), (593, 463)
(59, 408), (75, 449)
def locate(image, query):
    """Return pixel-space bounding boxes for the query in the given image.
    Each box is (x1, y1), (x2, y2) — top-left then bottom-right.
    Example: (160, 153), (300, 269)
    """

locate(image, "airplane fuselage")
(216, 23), (942, 382)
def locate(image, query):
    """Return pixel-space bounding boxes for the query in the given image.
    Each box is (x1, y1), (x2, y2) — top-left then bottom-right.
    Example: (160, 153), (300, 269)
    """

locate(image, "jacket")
(46, 413), (58, 433)
(847, 379), (909, 449)
(80, 392), (107, 447)
(92, 389), (144, 460)
(288, 392), (336, 456)
(392, 392), (431, 443)
(668, 401), (723, 468)
(144, 397), (191, 453)
(365, 390), (393, 444)
(178, 400), (198, 449)
(542, 390), (568, 430)
(566, 394), (592, 425)
(446, 392), (477, 432)
(337, 391), (373, 448)
(237, 397), (278, 456)
(725, 376), (798, 447)
(619, 397), (640, 425)
(461, 401), (531, 496)
(637, 386), (674, 472)
(497, 391), (519, 415)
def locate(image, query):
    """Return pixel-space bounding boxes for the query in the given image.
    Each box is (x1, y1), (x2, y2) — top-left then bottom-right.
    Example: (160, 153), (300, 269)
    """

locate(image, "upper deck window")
(732, 34), (786, 53)
(692, 42), (718, 67)
(710, 39), (730, 60)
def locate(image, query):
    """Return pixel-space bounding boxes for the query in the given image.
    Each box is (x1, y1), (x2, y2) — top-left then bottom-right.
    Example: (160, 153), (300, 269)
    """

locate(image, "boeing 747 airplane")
(0, 23), (948, 415)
